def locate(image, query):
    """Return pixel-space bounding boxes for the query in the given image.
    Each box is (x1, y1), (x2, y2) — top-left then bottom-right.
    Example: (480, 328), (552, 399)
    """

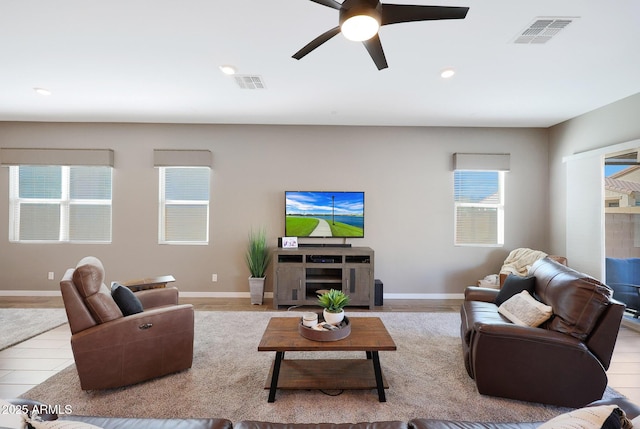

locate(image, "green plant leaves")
(317, 288), (350, 312)
(246, 227), (271, 278)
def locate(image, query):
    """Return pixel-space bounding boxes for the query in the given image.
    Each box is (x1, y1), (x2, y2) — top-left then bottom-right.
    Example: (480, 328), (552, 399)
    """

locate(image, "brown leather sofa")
(461, 257), (626, 408)
(8, 397), (640, 429)
(60, 256), (194, 390)
(409, 398), (639, 429)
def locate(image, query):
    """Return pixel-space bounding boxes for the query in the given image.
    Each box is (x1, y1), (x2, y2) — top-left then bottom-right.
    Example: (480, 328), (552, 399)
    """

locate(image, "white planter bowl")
(323, 308), (345, 325)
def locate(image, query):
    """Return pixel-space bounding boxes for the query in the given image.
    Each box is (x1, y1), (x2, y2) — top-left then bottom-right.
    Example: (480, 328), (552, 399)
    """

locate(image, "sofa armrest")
(464, 286), (499, 303)
(135, 286), (179, 309)
(71, 304), (193, 350)
(470, 322), (608, 407)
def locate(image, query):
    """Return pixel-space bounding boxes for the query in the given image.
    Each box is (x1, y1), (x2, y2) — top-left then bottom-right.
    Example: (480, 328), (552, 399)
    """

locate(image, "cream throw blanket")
(500, 247), (547, 277)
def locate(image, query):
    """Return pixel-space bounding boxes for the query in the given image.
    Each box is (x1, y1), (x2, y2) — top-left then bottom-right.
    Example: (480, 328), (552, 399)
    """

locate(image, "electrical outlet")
(48, 272), (55, 280)
(211, 274), (218, 282)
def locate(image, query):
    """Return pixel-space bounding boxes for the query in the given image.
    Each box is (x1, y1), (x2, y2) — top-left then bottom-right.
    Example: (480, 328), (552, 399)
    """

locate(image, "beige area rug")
(0, 308), (67, 350)
(22, 311), (621, 424)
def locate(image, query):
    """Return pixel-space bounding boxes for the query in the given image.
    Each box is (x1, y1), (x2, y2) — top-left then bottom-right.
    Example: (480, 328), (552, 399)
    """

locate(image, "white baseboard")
(384, 293), (465, 300)
(0, 290), (464, 300)
(179, 292), (275, 299)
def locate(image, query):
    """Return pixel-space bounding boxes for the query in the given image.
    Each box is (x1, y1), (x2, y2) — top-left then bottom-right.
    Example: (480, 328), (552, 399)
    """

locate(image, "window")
(454, 170), (505, 246)
(159, 167), (210, 244)
(9, 165), (112, 242)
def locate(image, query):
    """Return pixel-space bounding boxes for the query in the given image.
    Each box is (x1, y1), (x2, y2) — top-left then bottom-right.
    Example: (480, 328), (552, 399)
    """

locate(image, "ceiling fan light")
(341, 15), (380, 41)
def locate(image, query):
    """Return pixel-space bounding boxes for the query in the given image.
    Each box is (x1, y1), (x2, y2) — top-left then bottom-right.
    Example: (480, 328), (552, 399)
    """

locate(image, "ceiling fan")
(293, 0), (469, 70)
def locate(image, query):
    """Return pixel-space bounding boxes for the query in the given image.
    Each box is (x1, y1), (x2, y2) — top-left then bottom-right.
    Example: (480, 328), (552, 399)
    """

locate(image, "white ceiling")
(1, 0), (640, 128)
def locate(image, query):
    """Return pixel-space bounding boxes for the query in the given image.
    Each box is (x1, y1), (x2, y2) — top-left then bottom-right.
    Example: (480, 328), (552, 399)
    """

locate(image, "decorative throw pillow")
(0, 399), (27, 429)
(494, 274), (536, 306)
(498, 290), (553, 327)
(537, 405), (628, 429)
(111, 283), (143, 316)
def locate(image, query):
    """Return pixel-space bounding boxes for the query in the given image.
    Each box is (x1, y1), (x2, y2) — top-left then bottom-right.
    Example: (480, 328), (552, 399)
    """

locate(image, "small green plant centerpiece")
(246, 227), (271, 305)
(318, 289), (350, 325)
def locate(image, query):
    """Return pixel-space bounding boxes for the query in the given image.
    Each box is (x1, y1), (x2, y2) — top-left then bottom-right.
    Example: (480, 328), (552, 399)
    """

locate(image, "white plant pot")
(323, 308), (345, 325)
(249, 277), (265, 305)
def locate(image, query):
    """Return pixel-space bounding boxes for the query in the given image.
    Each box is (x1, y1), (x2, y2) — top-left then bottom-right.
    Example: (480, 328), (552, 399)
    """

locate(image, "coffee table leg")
(371, 351), (386, 402)
(268, 351), (284, 403)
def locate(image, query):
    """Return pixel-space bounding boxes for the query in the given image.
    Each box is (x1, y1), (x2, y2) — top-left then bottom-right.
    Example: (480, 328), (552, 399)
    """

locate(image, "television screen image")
(285, 191), (364, 238)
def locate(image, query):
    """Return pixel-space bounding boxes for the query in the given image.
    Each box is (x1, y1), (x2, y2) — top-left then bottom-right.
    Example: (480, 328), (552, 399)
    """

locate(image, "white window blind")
(9, 165), (112, 242)
(159, 167), (210, 244)
(454, 170), (505, 246)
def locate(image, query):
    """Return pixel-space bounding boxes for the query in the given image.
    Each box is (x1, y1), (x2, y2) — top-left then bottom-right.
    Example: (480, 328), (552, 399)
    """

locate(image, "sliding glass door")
(604, 150), (640, 259)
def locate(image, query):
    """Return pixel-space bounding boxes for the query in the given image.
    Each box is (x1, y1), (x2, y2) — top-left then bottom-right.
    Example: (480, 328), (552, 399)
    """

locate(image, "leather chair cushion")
(460, 301), (509, 345)
(111, 283), (144, 316)
(84, 284), (123, 323)
(530, 258), (612, 340)
(494, 274), (536, 306)
(73, 257), (107, 297)
(73, 257), (123, 324)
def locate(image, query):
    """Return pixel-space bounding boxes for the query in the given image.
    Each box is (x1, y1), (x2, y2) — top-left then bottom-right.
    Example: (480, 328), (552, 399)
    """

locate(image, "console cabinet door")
(275, 266), (305, 305)
(344, 265), (372, 306)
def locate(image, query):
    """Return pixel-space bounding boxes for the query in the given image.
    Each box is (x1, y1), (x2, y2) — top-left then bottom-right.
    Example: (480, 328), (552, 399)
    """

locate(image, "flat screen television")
(285, 191), (364, 238)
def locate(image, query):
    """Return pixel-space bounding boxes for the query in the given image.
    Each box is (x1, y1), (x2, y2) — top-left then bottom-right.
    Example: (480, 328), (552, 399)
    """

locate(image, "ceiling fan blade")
(381, 5), (469, 26)
(292, 26), (342, 60)
(308, 0), (343, 10)
(363, 34), (388, 70)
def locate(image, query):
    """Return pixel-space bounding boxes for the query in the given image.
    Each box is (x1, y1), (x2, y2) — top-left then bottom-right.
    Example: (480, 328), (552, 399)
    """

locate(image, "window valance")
(453, 153), (510, 171)
(0, 148), (114, 166)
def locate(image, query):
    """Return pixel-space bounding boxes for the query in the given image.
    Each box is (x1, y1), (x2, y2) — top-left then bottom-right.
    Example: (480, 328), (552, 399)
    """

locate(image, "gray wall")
(0, 122), (550, 297)
(549, 93), (640, 279)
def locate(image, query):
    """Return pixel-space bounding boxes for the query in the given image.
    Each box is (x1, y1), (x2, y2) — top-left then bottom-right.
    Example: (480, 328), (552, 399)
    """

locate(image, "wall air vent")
(513, 17), (577, 44)
(234, 75), (266, 89)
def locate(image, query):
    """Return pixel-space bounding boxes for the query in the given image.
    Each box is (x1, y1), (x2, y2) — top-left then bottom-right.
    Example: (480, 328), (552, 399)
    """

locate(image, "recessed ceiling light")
(440, 69), (455, 79)
(219, 65), (237, 75)
(34, 87), (52, 96)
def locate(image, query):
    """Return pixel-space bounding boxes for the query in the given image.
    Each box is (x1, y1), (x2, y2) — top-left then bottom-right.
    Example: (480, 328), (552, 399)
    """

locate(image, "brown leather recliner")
(60, 256), (194, 390)
(461, 257), (625, 408)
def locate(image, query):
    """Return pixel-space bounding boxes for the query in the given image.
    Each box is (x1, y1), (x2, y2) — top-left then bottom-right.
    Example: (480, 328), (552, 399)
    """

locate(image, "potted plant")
(246, 227), (271, 305)
(317, 289), (350, 325)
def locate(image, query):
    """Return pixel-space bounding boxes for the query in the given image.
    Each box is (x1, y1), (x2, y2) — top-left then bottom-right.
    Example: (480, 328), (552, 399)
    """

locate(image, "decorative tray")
(298, 315), (351, 342)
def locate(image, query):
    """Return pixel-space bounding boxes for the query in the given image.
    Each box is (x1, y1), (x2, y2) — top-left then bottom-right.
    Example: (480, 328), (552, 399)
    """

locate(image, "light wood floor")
(1, 296), (638, 404)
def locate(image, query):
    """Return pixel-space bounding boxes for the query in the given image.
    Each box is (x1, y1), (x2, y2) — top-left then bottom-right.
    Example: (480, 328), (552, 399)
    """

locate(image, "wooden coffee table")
(258, 316), (397, 402)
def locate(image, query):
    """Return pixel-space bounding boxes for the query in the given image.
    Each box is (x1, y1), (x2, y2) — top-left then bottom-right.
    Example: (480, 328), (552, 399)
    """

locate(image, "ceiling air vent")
(234, 75), (266, 90)
(513, 17), (576, 44)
